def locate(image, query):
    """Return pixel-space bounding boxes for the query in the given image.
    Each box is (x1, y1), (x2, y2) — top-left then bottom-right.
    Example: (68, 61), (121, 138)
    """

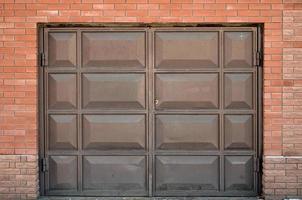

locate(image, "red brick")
(138, 4), (159, 9)
(149, 10), (170, 17)
(238, 10), (260, 16)
(216, 0), (237, 3)
(249, 3), (271, 9)
(261, 10), (282, 16)
(172, 0), (192, 2)
(70, 4), (92, 9)
(238, 0), (259, 2)
(126, 10), (148, 17)
(182, 4), (202, 9)
(126, 0), (147, 3)
(149, 0), (170, 3)
(103, 10), (125, 16)
(216, 10), (237, 16)
(4, 4), (26, 10)
(204, 3), (226, 9)
(14, 10), (37, 17)
(171, 9), (192, 17)
(115, 4), (136, 9)
(226, 4), (248, 10)
(81, 11), (103, 16)
(59, 10), (81, 16)
(193, 10), (216, 16)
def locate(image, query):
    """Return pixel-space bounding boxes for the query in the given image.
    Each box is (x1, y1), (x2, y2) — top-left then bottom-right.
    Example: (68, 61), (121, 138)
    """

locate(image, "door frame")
(37, 23), (263, 197)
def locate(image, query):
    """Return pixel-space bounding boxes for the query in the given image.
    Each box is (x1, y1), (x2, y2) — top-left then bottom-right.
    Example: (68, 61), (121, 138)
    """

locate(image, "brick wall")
(0, 0), (301, 199)
(261, 1), (302, 199)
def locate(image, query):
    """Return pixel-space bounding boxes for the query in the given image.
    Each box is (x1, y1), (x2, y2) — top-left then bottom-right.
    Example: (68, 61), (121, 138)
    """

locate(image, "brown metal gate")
(39, 25), (262, 197)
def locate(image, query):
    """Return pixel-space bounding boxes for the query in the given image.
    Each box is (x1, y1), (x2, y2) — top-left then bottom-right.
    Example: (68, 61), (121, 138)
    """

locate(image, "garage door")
(39, 26), (262, 197)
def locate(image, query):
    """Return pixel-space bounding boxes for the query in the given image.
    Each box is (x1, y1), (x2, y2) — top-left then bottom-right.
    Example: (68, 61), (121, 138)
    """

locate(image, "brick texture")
(283, 0), (302, 156)
(263, 0), (302, 199)
(0, 155), (38, 200)
(263, 156), (302, 199)
(0, 0), (301, 199)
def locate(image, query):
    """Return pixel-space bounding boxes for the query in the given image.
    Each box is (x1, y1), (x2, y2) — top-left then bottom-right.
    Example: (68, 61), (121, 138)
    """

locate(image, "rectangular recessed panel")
(48, 73), (77, 110)
(82, 73), (145, 109)
(48, 32), (77, 68)
(48, 156), (77, 191)
(155, 73), (219, 109)
(155, 156), (219, 194)
(82, 115), (145, 150)
(82, 32), (145, 69)
(155, 115), (219, 150)
(49, 115), (77, 150)
(224, 115), (253, 150)
(155, 31), (219, 69)
(83, 156), (147, 194)
(224, 73), (253, 109)
(224, 32), (253, 68)
(225, 156), (254, 191)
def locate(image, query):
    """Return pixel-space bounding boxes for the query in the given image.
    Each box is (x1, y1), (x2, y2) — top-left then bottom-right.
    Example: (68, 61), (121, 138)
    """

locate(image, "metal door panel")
(155, 32), (219, 69)
(155, 115), (219, 150)
(82, 114), (146, 150)
(41, 26), (261, 197)
(82, 32), (145, 69)
(82, 73), (145, 109)
(48, 32), (77, 68)
(48, 115), (78, 150)
(224, 32), (253, 68)
(155, 73), (219, 109)
(225, 156), (254, 191)
(82, 156), (147, 192)
(224, 73), (253, 109)
(48, 73), (77, 110)
(48, 156), (78, 191)
(224, 115), (253, 150)
(155, 156), (219, 194)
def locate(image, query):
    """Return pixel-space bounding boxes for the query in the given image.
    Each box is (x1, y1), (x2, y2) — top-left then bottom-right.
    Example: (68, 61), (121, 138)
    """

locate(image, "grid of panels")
(42, 27), (259, 197)
(44, 29), (149, 196)
(152, 29), (257, 196)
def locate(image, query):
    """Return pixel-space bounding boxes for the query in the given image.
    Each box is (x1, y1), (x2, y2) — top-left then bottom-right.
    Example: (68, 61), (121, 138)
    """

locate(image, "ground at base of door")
(39, 197), (261, 200)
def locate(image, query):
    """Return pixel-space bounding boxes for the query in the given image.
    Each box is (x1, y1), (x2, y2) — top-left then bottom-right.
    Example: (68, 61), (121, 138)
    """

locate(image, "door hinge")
(40, 158), (47, 172)
(39, 52), (46, 67)
(256, 51), (262, 67)
(254, 157), (261, 173)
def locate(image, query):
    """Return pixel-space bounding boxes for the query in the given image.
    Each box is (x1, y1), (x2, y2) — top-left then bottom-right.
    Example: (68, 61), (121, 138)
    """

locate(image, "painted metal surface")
(40, 26), (261, 197)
